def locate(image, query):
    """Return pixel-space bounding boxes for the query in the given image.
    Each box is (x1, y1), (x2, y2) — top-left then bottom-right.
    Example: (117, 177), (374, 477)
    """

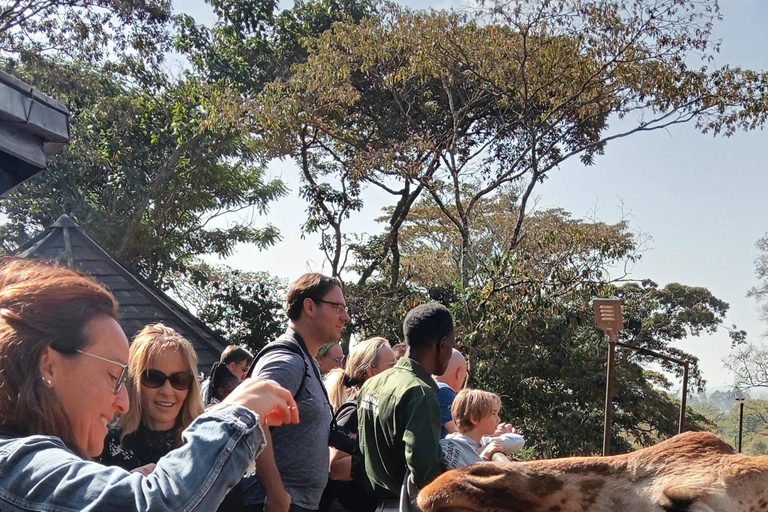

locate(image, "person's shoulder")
(436, 382), (455, 394)
(255, 342), (306, 371)
(0, 434), (72, 460)
(436, 383), (456, 401)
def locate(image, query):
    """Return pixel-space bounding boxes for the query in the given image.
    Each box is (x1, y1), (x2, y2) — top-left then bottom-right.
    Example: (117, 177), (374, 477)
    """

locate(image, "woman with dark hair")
(0, 258), (298, 511)
(100, 323), (206, 471)
(206, 361), (242, 406)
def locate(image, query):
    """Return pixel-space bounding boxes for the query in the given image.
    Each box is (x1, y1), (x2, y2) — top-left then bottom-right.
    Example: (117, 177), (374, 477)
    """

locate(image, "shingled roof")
(13, 214), (226, 373)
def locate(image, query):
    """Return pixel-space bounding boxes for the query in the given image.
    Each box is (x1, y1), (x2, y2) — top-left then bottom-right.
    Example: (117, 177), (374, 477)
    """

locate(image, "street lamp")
(593, 298), (623, 456)
(735, 388), (745, 453)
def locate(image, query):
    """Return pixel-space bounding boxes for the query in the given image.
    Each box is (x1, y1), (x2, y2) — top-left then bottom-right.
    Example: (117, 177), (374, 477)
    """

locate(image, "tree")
(352, 194), (733, 456)
(724, 343), (768, 390)
(0, 0), (171, 65)
(0, 58), (286, 287)
(748, 233), (768, 333)
(175, 0), (374, 96)
(169, 263), (287, 352)
(260, 0), (768, 286)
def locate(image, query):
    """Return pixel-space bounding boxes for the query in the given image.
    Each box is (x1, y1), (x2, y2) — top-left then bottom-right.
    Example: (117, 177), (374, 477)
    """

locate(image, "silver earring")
(42, 376), (52, 387)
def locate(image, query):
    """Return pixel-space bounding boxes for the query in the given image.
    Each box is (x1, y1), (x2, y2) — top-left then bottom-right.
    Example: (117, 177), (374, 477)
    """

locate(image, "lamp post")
(735, 388), (745, 453)
(593, 298), (623, 456)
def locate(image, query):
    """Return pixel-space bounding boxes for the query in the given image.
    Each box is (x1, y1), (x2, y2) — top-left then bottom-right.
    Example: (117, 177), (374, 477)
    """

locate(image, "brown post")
(678, 360), (689, 434)
(738, 400), (744, 453)
(603, 337), (617, 456)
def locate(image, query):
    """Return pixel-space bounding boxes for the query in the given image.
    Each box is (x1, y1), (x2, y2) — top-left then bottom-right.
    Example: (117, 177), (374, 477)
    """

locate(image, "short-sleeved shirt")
(435, 382), (457, 438)
(241, 329), (333, 510)
(355, 358), (443, 498)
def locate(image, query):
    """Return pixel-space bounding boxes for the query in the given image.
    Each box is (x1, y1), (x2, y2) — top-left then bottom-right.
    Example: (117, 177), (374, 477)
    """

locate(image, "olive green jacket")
(355, 357), (443, 498)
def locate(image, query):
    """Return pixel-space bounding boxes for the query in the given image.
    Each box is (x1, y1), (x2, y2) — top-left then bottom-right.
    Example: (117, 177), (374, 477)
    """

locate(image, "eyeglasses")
(140, 369), (194, 391)
(326, 355), (344, 366)
(76, 350), (128, 395)
(316, 299), (348, 314)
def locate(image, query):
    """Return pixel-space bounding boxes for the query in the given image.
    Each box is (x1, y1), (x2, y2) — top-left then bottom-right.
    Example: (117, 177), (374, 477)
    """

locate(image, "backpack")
(246, 336), (311, 398)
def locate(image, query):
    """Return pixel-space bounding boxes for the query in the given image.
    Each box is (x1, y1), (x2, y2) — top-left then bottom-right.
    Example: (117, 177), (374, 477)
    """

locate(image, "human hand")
(265, 488), (292, 512)
(493, 422), (517, 436)
(222, 378), (300, 427)
(480, 439), (505, 459)
(130, 463), (156, 476)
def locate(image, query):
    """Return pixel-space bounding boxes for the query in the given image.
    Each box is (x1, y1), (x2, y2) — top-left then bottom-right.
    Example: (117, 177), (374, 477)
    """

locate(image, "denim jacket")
(0, 405), (266, 512)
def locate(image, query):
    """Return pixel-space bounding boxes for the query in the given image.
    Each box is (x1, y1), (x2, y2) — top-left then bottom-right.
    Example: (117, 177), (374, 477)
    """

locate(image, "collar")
(394, 357), (439, 393)
(284, 327), (305, 345)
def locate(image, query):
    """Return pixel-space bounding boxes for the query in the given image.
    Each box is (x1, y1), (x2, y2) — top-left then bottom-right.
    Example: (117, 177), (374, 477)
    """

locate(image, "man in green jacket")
(356, 303), (456, 507)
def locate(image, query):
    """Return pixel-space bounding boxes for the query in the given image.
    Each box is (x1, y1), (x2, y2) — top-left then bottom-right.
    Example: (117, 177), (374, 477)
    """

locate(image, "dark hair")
(285, 273), (341, 321)
(205, 362), (240, 405)
(0, 258), (119, 458)
(403, 303), (454, 352)
(220, 345), (253, 366)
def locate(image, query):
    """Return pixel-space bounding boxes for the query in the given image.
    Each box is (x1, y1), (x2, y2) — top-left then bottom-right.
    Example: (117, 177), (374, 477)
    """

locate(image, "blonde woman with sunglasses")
(100, 323), (204, 472)
(0, 258), (298, 512)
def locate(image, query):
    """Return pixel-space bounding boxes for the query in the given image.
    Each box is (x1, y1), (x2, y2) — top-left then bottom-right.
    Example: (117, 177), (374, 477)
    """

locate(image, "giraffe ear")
(657, 485), (716, 512)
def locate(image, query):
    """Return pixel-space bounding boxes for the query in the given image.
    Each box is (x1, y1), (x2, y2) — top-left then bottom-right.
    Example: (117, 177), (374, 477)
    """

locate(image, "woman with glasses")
(316, 342), (345, 375)
(320, 337), (396, 512)
(100, 323), (204, 472)
(0, 258), (298, 512)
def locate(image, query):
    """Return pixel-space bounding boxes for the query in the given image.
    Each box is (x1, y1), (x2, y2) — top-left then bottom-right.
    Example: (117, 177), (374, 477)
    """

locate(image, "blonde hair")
(452, 389), (502, 433)
(325, 337), (390, 412)
(117, 323), (204, 445)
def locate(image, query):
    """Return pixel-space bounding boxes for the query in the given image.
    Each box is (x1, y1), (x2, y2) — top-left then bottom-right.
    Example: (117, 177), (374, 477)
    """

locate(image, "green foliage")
(353, 197), (731, 456)
(693, 398), (768, 456)
(464, 279), (724, 457)
(260, 0), (768, 287)
(0, 0), (172, 65)
(175, 0), (374, 95)
(0, 57), (285, 287)
(169, 263), (287, 352)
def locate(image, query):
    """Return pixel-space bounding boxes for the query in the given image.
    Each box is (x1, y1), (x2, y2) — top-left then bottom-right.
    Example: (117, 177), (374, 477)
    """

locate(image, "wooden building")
(13, 214), (227, 373)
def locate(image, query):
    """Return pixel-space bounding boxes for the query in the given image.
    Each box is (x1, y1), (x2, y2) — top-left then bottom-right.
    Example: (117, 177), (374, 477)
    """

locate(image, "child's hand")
(494, 422), (517, 436)
(479, 438), (505, 459)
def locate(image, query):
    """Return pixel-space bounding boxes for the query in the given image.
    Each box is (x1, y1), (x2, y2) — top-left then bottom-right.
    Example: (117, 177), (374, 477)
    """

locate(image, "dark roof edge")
(0, 70), (69, 115)
(73, 228), (230, 353)
(13, 215), (229, 353)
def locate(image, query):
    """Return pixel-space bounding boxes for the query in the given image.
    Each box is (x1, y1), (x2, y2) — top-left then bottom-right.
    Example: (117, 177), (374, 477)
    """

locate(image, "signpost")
(735, 388), (745, 453)
(593, 298), (691, 456)
(593, 299), (623, 456)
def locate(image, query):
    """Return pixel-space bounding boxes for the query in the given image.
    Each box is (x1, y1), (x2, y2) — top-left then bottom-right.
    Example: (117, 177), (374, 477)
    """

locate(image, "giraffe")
(418, 431), (768, 512)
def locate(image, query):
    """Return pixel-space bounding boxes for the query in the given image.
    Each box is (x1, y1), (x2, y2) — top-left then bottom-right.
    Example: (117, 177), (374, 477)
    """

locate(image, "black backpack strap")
(247, 337), (310, 398)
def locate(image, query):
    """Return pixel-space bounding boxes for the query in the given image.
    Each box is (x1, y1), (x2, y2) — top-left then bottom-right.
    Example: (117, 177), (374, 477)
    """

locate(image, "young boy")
(440, 389), (524, 469)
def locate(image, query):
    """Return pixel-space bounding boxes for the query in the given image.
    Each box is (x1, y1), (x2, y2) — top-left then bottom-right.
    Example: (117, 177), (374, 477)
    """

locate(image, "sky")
(181, 0), (767, 392)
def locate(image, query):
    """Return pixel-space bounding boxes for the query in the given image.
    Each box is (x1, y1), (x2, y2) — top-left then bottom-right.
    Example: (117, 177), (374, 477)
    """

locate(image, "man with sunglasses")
(242, 273), (351, 512)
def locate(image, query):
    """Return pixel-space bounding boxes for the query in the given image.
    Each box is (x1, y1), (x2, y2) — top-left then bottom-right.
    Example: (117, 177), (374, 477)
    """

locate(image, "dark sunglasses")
(140, 369), (194, 390)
